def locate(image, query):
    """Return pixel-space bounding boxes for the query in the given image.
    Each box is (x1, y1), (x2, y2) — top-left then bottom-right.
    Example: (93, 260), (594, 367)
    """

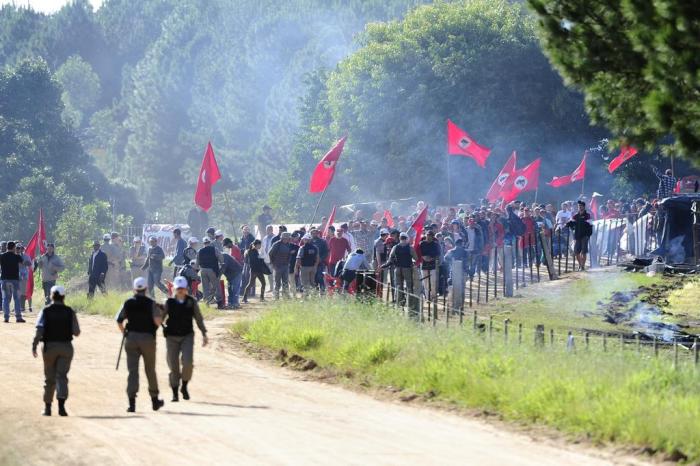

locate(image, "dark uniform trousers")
(43, 342), (74, 403)
(125, 332), (159, 397)
(166, 333), (194, 388)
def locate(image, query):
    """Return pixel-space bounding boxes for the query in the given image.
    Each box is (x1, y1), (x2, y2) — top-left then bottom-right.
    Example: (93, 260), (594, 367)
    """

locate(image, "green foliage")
(54, 200), (132, 279)
(528, 0), (700, 159)
(242, 299), (700, 462)
(55, 55), (101, 127)
(282, 0), (605, 214)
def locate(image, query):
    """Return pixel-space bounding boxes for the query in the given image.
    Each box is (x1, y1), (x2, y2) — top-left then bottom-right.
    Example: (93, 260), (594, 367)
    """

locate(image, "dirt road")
(0, 310), (635, 466)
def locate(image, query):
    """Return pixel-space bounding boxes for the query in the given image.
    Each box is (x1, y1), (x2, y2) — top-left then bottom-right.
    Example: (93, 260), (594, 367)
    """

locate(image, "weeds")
(240, 298), (700, 462)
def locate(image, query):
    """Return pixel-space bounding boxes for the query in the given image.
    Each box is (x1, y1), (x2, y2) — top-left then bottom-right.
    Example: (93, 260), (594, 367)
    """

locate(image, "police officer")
(162, 276), (208, 402)
(32, 285), (80, 416)
(115, 277), (165, 412)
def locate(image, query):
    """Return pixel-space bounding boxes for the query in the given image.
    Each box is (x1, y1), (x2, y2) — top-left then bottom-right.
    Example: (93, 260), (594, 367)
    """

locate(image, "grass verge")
(238, 299), (700, 462)
(68, 292), (225, 320)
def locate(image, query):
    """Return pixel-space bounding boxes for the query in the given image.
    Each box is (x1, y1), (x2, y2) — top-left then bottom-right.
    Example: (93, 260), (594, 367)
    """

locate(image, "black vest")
(394, 244), (414, 268)
(164, 297), (195, 336)
(124, 295), (157, 336)
(42, 304), (74, 342)
(299, 243), (318, 267)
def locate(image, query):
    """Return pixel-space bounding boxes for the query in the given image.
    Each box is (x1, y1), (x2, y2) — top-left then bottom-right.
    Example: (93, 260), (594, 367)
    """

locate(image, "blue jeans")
(148, 269), (168, 298)
(227, 274), (242, 307)
(2, 280), (21, 320)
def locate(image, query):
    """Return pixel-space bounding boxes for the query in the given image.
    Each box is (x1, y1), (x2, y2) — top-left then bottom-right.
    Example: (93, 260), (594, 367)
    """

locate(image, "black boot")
(180, 381), (190, 400)
(42, 403), (51, 416)
(171, 386), (179, 402)
(57, 399), (68, 417)
(126, 397), (136, 413)
(151, 396), (164, 411)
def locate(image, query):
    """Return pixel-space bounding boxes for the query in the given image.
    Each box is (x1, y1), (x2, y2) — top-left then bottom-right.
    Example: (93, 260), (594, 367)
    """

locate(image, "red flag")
(322, 205), (336, 239)
(547, 153), (587, 188)
(485, 151), (517, 202)
(383, 210), (395, 228)
(310, 137), (346, 193)
(194, 142), (221, 212)
(24, 209), (47, 298)
(410, 206), (428, 264)
(500, 158), (541, 204)
(608, 146), (638, 173)
(447, 119), (491, 167)
(674, 180), (681, 194)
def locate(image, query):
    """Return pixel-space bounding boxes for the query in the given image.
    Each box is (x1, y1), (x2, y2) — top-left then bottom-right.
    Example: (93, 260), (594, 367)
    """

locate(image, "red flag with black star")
(608, 146), (638, 173)
(194, 142), (221, 212)
(447, 119), (491, 168)
(309, 137), (346, 193)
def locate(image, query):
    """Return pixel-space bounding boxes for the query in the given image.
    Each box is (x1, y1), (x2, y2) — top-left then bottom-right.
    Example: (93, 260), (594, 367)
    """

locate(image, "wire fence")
(326, 226), (698, 369)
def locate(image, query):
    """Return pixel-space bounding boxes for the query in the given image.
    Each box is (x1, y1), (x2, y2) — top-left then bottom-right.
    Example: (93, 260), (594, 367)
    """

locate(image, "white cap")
(133, 277), (147, 291)
(188, 237), (199, 244)
(380, 228), (390, 235)
(215, 229), (224, 236)
(133, 236), (141, 242)
(173, 276), (188, 290)
(103, 234), (111, 240)
(50, 285), (66, 297)
(302, 234), (312, 240)
(203, 237), (211, 244)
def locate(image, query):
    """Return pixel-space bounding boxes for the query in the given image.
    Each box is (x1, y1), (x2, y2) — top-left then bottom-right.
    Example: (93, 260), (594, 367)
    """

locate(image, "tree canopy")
(528, 0), (700, 160)
(282, 0), (606, 214)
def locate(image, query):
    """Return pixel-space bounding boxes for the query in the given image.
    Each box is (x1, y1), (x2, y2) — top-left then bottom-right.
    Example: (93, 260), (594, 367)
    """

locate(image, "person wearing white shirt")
(340, 223), (356, 251)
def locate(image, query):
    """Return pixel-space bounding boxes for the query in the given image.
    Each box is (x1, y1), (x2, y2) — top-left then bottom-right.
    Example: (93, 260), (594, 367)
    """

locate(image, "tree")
(54, 200), (132, 279)
(55, 55), (101, 127)
(528, 0), (700, 159)
(292, 0), (605, 207)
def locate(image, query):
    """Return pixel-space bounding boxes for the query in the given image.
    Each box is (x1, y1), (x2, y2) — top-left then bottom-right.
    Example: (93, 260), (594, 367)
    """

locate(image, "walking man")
(32, 285), (80, 416)
(268, 232), (292, 299)
(35, 243), (65, 305)
(87, 240), (108, 298)
(129, 237), (147, 281)
(197, 237), (222, 307)
(170, 228), (188, 278)
(115, 277), (165, 412)
(222, 238), (243, 309)
(384, 233), (418, 310)
(295, 235), (319, 298)
(419, 231), (440, 301)
(162, 276), (208, 402)
(142, 236), (168, 298)
(2, 241), (30, 322)
(567, 200), (593, 271)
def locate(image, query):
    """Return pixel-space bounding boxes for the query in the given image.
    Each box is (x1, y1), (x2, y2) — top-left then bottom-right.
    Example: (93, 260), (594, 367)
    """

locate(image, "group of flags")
(192, 121), (641, 212)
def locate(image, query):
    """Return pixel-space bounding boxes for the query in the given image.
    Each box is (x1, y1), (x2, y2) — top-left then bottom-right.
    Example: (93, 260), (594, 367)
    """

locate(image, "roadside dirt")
(0, 303), (650, 466)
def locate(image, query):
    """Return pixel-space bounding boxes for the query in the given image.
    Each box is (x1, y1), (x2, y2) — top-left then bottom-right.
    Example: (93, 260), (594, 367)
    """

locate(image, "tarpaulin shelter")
(656, 194), (700, 264)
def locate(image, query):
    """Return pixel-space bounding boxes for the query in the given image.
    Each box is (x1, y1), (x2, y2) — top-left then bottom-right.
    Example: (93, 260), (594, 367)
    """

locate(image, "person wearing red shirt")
(327, 229), (351, 277)
(519, 208), (536, 267)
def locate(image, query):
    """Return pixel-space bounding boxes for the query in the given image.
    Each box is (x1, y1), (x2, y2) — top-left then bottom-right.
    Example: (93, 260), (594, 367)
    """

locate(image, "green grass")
(239, 299), (700, 462)
(68, 292), (225, 320)
(668, 279), (700, 319)
(483, 270), (663, 333)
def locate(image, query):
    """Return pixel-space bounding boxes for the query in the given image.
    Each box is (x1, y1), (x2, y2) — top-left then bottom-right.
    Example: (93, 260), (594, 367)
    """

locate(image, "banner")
(142, 224), (191, 258)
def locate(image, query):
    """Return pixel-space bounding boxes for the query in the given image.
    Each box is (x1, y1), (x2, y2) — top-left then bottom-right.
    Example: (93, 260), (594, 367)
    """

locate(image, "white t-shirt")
(555, 210), (572, 228)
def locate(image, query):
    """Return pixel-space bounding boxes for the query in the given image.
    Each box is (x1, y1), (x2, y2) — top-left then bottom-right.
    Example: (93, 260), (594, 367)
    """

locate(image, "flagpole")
(308, 186), (328, 228)
(534, 187), (539, 204)
(581, 176), (585, 196)
(222, 190), (238, 243)
(447, 152), (452, 206)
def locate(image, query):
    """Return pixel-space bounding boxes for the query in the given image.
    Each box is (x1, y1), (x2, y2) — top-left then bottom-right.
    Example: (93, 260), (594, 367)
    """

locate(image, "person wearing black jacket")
(243, 240), (266, 303)
(197, 238), (222, 307)
(87, 240), (108, 299)
(162, 277), (208, 402)
(567, 200), (593, 271)
(32, 285), (80, 416)
(115, 277), (165, 413)
(221, 238), (243, 309)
